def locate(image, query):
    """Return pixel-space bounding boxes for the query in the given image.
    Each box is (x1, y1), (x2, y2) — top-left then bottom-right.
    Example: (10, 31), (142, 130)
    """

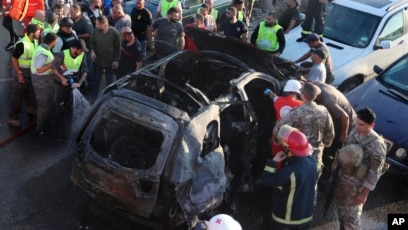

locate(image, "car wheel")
(338, 77), (362, 93)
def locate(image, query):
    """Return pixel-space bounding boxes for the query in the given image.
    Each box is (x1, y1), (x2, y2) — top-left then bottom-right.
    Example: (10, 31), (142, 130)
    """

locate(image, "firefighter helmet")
(277, 125), (312, 157)
(206, 214), (242, 230)
(338, 144), (363, 168)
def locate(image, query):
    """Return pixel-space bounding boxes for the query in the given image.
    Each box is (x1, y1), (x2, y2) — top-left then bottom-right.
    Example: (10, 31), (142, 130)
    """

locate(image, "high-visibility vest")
(16, 34), (38, 68)
(159, 0), (178, 18)
(30, 17), (44, 29)
(256, 21), (282, 52)
(62, 49), (84, 75)
(31, 45), (54, 75)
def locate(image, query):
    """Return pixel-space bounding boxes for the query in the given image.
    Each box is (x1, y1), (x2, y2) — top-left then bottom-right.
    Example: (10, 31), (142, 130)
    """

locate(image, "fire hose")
(0, 121), (35, 147)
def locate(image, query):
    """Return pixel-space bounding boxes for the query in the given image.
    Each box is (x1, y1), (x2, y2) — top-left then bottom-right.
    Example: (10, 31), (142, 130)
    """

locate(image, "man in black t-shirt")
(279, 0), (300, 34)
(117, 27), (142, 79)
(130, 0), (152, 60)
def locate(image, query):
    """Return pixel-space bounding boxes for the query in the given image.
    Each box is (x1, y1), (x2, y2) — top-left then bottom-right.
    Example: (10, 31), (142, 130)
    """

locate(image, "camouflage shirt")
(343, 128), (387, 191)
(273, 101), (335, 149)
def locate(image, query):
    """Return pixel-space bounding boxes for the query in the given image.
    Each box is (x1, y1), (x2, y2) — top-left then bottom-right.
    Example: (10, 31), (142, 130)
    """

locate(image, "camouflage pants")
(335, 175), (363, 230)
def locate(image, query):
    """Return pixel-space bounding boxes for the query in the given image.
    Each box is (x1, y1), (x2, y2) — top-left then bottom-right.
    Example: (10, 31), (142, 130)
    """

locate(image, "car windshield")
(324, 3), (381, 48)
(380, 56), (408, 91)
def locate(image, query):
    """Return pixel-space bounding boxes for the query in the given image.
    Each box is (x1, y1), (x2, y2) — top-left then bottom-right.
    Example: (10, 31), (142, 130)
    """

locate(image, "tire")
(337, 77), (362, 93)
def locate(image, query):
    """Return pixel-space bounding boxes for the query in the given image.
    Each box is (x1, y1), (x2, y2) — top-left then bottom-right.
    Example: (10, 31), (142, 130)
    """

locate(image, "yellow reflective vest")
(31, 45), (54, 75)
(62, 49), (84, 75)
(159, 0), (179, 18)
(16, 35), (38, 68)
(30, 17), (44, 30)
(256, 22), (282, 52)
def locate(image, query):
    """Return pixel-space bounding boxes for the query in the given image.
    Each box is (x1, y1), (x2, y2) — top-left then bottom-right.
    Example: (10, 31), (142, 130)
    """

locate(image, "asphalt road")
(1, 16), (408, 230)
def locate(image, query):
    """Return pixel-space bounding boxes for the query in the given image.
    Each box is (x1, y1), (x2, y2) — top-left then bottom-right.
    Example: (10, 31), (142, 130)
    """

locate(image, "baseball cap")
(304, 33), (320, 43)
(310, 48), (327, 59)
(71, 39), (89, 52)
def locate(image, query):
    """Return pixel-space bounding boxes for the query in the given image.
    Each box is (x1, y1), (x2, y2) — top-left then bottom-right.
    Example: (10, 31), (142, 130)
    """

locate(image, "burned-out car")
(71, 39), (292, 228)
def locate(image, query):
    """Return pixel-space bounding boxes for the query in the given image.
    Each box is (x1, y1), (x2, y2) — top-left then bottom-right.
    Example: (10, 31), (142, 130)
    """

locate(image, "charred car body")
(71, 46), (292, 228)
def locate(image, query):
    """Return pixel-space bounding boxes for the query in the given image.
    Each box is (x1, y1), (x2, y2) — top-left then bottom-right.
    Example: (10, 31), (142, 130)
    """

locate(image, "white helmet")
(283, 80), (302, 94)
(206, 214), (242, 230)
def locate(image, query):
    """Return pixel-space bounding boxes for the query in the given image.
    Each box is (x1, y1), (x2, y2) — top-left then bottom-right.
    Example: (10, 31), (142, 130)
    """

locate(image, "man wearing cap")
(334, 108), (387, 229)
(273, 82), (334, 176)
(52, 39), (88, 138)
(250, 11), (285, 56)
(294, 32), (334, 84)
(308, 48), (326, 82)
(53, 17), (79, 53)
(262, 125), (318, 229)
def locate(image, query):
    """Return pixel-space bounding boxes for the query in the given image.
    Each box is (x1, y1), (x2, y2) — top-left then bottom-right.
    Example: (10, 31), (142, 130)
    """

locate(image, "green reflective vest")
(30, 17), (44, 30)
(256, 22), (282, 52)
(62, 49), (84, 75)
(160, 0), (179, 18)
(237, 11), (244, 22)
(31, 45), (54, 75)
(16, 35), (38, 68)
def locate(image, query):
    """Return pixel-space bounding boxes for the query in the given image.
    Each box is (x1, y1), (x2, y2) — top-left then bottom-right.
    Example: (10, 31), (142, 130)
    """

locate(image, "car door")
(368, 10), (408, 70)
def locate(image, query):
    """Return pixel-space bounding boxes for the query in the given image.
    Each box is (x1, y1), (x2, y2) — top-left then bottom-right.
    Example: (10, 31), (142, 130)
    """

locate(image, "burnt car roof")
(184, 27), (297, 81)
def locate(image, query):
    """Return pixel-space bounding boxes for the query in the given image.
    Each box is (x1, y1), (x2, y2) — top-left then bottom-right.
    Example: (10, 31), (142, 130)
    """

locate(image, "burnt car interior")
(75, 50), (285, 227)
(90, 109), (163, 170)
(119, 51), (281, 190)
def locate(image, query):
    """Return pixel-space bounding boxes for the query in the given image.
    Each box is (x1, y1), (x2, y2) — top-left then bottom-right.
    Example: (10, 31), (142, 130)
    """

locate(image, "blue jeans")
(138, 39), (147, 60)
(92, 63), (115, 102)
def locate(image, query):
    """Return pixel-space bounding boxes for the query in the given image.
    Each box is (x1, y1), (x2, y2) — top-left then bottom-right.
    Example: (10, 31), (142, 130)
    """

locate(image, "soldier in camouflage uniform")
(273, 82), (334, 175)
(334, 108), (387, 230)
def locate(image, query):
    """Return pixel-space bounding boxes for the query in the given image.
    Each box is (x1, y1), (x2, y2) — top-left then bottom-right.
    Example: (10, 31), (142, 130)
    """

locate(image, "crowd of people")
(3, 0), (388, 229)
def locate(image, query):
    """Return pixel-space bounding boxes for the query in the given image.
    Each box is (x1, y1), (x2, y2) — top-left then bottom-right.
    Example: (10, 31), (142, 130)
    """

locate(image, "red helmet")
(277, 125), (312, 157)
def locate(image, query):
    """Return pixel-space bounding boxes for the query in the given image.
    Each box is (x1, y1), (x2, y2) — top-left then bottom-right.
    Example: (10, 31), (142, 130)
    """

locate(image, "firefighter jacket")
(261, 155), (318, 227)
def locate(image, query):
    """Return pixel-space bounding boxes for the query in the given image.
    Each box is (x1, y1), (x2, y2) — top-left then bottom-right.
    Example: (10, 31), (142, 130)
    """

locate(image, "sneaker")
(7, 118), (21, 127)
(5, 43), (14, 50)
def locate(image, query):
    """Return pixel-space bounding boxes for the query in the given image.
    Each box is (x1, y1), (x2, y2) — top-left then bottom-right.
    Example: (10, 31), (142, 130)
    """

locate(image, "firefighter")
(261, 125), (318, 229)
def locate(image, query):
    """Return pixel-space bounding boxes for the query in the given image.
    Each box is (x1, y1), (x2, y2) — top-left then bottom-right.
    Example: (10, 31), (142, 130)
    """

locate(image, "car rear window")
(90, 111), (164, 170)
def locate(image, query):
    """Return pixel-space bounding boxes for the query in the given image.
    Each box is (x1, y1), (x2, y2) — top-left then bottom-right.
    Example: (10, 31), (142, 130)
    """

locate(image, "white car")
(282, 0), (408, 92)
